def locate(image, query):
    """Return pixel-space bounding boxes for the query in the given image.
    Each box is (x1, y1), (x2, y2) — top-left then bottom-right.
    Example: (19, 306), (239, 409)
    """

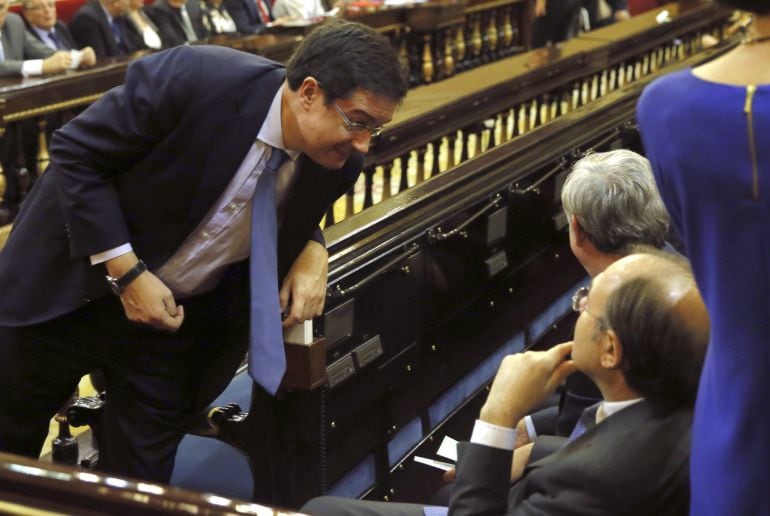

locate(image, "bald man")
(303, 252), (708, 516)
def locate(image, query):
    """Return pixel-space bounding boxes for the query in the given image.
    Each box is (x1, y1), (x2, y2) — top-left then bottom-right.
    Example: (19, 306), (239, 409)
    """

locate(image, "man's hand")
(614, 9), (631, 22)
(479, 343), (577, 429)
(79, 47), (97, 68)
(106, 253), (184, 331)
(42, 51), (72, 74)
(279, 240), (328, 327)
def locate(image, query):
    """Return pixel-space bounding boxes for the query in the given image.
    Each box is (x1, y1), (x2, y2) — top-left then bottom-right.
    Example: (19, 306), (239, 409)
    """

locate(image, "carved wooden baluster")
(443, 28), (455, 78)
(471, 15), (483, 65)
(634, 60), (641, 81)
(472, 122), (484, 156)
(528, 99), (538, 131)
(502, 8), (513, 53)
(576, 79), (585, 106)
(505, 108), (515, 141)
(590, 74), (599, 102)
(549, 96), (558, 121)
(421, 34), (434, 84)
(398, 153), (410, 192)
(571, 82), (580, 109)
(657, 47), (665, 68)
(608, 68), (617, 91)
(415, 146), (427, 183)
(431, 139), (442, 176)
(381, 162), (393, 201)
(486, 11), (499, 60)
(433, 31), (445, 82)
(560, 90), (571, 115)
(363, 166), (375, 209)
(676, 41), (685, 60)
(626, 63), (635, 83)
(517, 104), (527, 135)
(642, 54), (650, 76)
(539, 95), (550, 125)
(599, 70), (608, 97)
(455, 24), (467, 72)
(447, 132), (457, 169)
(398, 31), (410, 84)
(617, 64), (626, 88)
(663, 45), (672, 64)
(37, 118), (50, 176)
(14, 126), (30, 203)
(493, 113), (504, 146)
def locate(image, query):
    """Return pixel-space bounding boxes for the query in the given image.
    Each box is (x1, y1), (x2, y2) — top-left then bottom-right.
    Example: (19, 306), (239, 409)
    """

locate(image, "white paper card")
(413, 456), (454, 471)
(436, 435), (459, 462)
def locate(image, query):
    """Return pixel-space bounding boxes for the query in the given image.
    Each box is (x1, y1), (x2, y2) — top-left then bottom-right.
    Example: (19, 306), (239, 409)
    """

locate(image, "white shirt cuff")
(22, 60), (43, 77)
(470, 419), (517, 451)
(90, 244), (133, 265)
(524, 415), (538, 441)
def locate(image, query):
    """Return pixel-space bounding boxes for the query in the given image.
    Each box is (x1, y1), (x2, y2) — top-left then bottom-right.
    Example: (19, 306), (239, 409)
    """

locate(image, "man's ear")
(297, 77), (321, 110)
(600, 330), (623, 369)
(570, 214), (587, 247)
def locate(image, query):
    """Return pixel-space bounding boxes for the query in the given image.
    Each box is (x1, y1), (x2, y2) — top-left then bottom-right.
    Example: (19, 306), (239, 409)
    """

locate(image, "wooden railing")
(323, 0), (729, 227)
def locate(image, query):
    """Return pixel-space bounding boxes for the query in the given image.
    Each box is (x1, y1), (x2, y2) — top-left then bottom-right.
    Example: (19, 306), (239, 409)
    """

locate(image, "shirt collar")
(32, 25), (54, 42)
(597, 397), (644, 424)
(257, 84), (299, 161)
(99, 3), (115, 23)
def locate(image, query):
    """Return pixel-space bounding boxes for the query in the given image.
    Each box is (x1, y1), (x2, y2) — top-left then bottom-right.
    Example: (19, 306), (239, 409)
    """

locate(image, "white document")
(436, 435), (459, 462)
(413, 456), (454, 472)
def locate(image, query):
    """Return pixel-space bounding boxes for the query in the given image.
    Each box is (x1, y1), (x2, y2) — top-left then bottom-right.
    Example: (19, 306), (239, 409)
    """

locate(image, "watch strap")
(106, 259), (147, 295)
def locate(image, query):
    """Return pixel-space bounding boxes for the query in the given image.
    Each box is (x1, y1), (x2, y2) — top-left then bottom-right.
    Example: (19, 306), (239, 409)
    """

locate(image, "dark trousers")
(0, 278), (248, 483)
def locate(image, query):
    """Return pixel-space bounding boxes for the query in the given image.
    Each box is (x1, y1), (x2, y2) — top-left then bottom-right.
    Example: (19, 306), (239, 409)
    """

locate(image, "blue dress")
(638, 69), (770, 516)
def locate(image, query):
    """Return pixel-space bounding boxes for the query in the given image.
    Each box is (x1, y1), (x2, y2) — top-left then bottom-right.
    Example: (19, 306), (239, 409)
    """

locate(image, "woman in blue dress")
(637, 1), (770, 514)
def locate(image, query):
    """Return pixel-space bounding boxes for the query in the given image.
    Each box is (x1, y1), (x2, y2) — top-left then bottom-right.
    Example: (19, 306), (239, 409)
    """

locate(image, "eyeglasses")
(572, 286), (606, 326)
(334, 104), (385, 138)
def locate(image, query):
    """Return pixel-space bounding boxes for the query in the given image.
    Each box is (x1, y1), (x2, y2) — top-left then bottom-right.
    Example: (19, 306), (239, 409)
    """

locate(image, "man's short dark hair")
(604, 254), (709, 407)
(286, 19), (408, 104)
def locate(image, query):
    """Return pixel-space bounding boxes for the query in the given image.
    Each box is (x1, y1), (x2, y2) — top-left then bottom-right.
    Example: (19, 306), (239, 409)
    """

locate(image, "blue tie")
(567, 403), (601, 442)
(248, 148), (289, 395)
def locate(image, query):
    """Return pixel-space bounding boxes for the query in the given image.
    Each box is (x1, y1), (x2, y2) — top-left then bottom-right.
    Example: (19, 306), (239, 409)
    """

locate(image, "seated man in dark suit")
(222, 0), (272, 35)
(0, 0), (91, 77)
(145, 0), (207, 47)
(21, 0), (95, 65)
(69, 0), (145, 58)
(303, 251), (709, 515)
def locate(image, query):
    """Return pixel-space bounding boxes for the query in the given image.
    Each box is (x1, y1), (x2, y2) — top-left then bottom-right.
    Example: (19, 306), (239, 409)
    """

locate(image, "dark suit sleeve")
(450, 442), (618, 515)
(529, 405), (558, 436)
(49, 46), (202, 257)
(449, 442), (513, 516)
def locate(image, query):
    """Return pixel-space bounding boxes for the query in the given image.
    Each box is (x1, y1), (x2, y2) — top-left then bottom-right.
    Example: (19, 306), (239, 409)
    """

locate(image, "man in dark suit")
(222, 0), (272, 35)
(0, 20), (407, 484)
(146, 0), (208, 47)
(21, 0), (96, 63)
(0, 0), (90, 77)
(303, 251), (709, 515)
(69, 0), (144, 58)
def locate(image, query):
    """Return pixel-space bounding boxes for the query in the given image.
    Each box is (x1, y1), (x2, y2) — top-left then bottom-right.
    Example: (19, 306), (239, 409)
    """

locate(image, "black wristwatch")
(105, 260), (147, 295)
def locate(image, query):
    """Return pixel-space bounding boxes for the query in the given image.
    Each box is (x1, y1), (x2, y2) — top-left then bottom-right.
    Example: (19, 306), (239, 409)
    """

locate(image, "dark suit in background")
(146, 0), (208, 47)
(0, 12), (53, 77)
(222, 0), (268, 34)
(69, 0), (144, 57)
